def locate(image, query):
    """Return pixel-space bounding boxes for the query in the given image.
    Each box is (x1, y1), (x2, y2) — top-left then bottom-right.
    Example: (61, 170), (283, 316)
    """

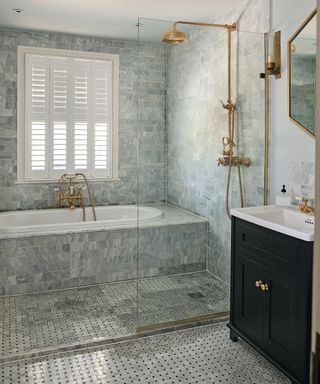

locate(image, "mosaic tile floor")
(0, 322), (290, 384)
(0, 272), (229, 360)
(138, 272), (229, 327)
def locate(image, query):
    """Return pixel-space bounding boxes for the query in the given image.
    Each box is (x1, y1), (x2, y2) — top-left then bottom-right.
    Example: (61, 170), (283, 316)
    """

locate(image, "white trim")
(111, 55), (119, 180)
(67, 58), (75, 173)
(17, 47), (26, 182)
(17, 46), (119, 183)
(311, 1), (320, 360)
(14, 178), (121, 185)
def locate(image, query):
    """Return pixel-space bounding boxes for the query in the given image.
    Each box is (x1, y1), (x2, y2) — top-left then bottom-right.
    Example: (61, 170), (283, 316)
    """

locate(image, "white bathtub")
(0, 205), (162, 236)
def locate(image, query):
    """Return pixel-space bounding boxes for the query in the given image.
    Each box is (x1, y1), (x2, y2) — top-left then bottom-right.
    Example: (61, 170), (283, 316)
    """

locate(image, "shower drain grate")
(187, 291), (205, 299)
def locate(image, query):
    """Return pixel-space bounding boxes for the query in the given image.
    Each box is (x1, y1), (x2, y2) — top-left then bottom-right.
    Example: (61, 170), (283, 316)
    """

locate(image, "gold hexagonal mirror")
(288, 9), (316, 138)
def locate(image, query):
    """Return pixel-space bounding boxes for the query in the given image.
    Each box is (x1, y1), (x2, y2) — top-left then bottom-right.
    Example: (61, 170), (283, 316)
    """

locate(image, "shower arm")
(172, 21), (236, 32)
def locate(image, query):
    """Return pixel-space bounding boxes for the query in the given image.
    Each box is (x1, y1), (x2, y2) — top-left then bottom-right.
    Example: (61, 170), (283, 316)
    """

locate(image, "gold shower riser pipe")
(172, 21), (237, 31)
(164, 18), (241, 218)
(227, 28), (232, 143)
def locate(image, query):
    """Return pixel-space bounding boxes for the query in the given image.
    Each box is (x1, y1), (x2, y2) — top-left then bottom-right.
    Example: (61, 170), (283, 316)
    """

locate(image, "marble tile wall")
(0, 221), (207, 295)
(291, 56), (316, 134)
(0, 29), (167, 210)
(288, 161), (315, 204)
(166, 2), (268, 283)
(213, 0), (269, 33)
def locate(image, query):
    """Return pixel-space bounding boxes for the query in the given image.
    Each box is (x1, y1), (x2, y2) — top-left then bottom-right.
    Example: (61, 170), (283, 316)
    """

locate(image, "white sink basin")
(231, 205), (314, 242)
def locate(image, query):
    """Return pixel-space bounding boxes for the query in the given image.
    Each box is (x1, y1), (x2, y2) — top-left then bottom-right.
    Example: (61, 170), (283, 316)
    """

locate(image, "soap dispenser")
(275, 185), (291, 206)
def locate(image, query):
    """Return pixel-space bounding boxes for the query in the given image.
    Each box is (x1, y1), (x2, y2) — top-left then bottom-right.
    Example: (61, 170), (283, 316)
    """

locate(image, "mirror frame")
(288, 8), (317, 139)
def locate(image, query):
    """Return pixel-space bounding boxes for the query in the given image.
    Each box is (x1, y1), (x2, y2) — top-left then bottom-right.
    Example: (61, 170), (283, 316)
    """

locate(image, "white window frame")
(17, 46), (119, 183)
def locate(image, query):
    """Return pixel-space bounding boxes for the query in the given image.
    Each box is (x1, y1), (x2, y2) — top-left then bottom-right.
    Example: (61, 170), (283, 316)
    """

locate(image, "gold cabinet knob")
(260, 283), (269, 291)
(255, 280), (269, 292)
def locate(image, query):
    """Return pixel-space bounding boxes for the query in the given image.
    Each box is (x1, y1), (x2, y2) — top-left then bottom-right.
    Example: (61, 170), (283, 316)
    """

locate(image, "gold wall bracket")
(266, 31), (281, 79)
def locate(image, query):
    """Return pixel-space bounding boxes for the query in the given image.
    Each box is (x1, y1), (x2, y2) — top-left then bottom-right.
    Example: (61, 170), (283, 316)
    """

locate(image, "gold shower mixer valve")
(220, 100), (236, 112)
(217, 155), (251, 167)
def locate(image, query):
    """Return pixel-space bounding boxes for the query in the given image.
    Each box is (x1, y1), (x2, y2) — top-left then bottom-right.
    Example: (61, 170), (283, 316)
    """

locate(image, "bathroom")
(0, 0), (319, 382)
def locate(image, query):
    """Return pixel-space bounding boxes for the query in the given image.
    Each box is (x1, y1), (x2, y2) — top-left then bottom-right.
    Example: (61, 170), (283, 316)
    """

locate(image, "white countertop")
(231, 205), (314, 242)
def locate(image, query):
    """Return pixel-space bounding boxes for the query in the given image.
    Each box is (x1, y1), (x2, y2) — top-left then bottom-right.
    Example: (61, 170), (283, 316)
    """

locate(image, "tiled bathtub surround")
(0, 204), (207, 295)
(0, 29), (166, 210)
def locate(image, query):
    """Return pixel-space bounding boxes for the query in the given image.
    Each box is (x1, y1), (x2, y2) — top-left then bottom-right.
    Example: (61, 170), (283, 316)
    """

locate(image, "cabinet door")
(263, 269), (309, 384)
(233, 253), (265, 345)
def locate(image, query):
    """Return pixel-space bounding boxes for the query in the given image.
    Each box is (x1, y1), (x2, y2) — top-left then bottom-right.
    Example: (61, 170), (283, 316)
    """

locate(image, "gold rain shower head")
(162, 23), (188, 44)
(162, 21), (236, 45)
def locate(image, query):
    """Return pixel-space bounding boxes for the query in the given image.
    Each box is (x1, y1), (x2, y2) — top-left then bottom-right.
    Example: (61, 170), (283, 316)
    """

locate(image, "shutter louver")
(93, 62), (113, 176)
(31, 122), (46, 170)
(27, 56), (49, 178)
(25, 52), (115, 181)
(52, 60), (68, 171)
(31, 64), (46, 171)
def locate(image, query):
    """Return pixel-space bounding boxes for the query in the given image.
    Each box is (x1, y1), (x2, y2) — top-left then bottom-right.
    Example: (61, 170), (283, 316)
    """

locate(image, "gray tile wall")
(0, 29), (166, 210)
(166, 4), (268, 282)
(291, 56), (316, 135)
(0, 222), (207, 295)
(288, 161), (315, 204)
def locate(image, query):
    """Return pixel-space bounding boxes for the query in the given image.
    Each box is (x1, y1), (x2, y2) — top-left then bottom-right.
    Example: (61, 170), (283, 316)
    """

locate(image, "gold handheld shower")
(162, 20), (249, 218)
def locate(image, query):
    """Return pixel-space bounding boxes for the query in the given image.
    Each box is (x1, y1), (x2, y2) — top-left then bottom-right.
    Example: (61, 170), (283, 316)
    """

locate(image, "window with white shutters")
(17, 47), (119, 182)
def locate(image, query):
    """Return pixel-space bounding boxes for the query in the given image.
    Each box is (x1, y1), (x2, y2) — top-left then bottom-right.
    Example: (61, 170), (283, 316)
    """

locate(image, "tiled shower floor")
(0, 322), (290, 384)
(0, 271), (229, 360)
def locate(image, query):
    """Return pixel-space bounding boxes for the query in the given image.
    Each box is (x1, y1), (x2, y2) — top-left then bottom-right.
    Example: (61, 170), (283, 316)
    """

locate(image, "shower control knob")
(217, 157), (225, 166)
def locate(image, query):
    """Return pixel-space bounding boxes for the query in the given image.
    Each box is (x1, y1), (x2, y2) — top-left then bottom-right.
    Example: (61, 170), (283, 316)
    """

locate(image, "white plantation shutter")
(93, 62), (113, 177)
(24, 52), (116, 181)
(26, 55), (49, 179)
(74, 62), (90, 171)
(51, 58), (68, 176)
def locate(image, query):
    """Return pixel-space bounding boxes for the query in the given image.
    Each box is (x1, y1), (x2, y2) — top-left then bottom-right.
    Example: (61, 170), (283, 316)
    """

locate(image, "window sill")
(15, 178), (121, 185)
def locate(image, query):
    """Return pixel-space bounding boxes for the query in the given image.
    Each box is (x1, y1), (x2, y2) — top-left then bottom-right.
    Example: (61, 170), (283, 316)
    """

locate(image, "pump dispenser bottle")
(275, 185), (291, 206)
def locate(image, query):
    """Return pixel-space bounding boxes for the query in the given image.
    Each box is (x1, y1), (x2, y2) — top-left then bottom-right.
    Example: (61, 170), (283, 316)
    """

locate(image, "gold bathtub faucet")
(298, 197), (315, 215)
(58, 186), (82, 210)
(56, 173), (97, 222)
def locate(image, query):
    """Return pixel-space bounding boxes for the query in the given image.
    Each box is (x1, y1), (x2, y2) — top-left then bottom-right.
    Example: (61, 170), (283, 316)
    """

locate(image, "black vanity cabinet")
(229, 217), (313, 384)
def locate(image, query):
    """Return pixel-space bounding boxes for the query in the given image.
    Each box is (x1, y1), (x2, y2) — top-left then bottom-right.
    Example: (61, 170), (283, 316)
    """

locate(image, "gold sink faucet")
(298, 197), (315, 215)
